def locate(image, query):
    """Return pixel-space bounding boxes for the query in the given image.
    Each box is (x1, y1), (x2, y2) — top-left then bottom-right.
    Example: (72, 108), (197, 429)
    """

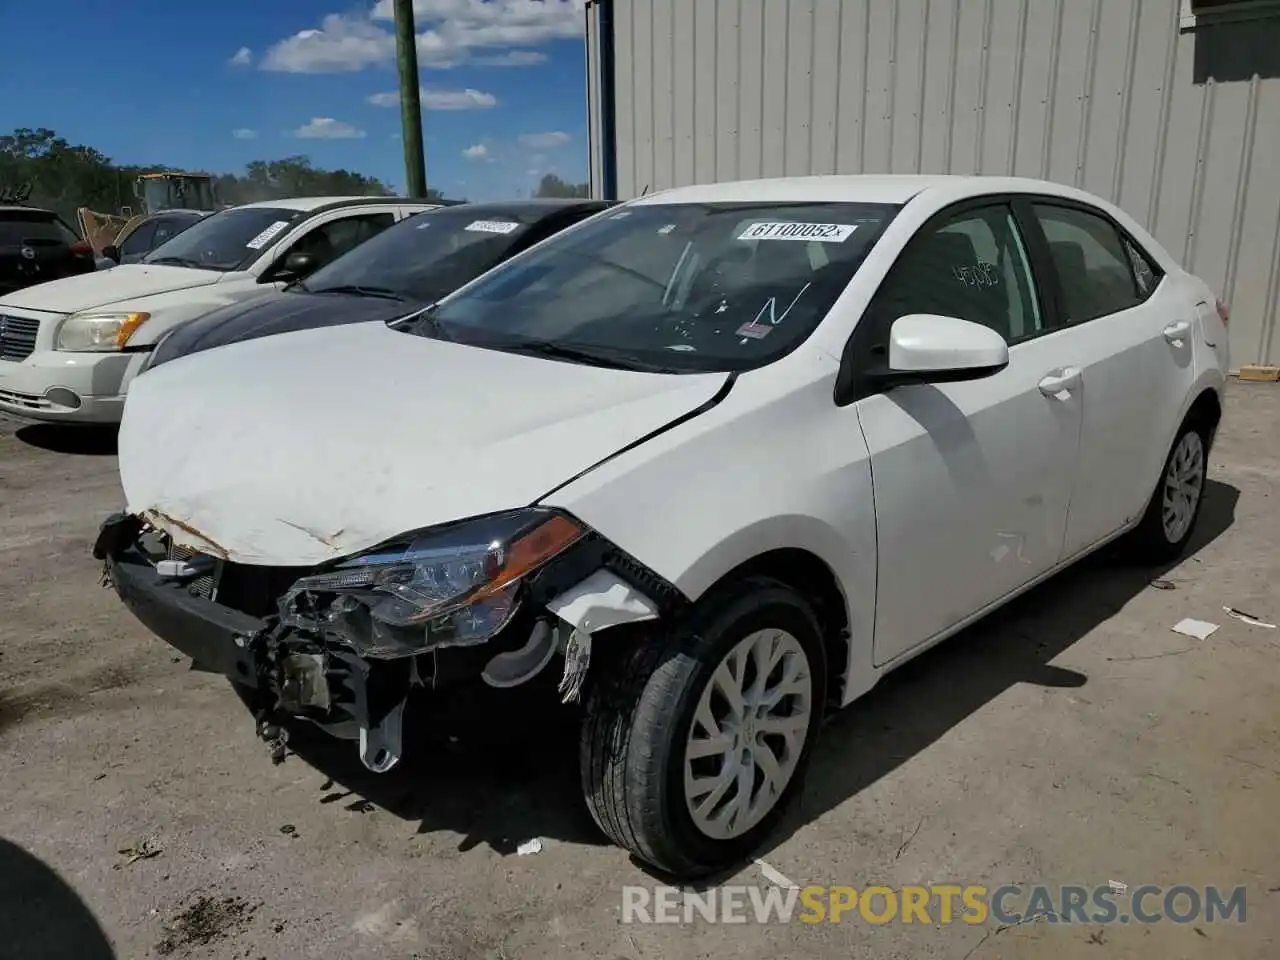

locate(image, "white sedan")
(98, 175), (1227, 877)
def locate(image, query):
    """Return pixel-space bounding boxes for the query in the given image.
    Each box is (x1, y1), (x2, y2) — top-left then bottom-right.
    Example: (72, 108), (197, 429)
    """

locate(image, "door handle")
(1163, 321), (1192, 346)
(1038, 367), (1082, 398)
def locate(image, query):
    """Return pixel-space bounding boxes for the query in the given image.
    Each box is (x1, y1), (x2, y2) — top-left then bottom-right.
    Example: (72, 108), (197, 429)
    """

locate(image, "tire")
(579, 576), (827, 877)
(1127, 417), (1210, 565)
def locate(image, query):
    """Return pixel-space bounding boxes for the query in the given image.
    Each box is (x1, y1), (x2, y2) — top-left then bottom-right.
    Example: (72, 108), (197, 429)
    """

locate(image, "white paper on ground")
(1171, 618), (1219, 640)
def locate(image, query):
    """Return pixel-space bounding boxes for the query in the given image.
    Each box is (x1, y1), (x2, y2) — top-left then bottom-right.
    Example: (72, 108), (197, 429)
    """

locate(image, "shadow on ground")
(15, 423), (118, 456)
(0, 837), (115, 959)
(284, 481), (1239, 871)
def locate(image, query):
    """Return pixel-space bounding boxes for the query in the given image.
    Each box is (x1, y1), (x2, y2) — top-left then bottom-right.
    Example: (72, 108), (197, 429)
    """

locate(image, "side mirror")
(876, 314), (1009, 385)
(102, 244), (121, 264)
(279, 250), (319, 279)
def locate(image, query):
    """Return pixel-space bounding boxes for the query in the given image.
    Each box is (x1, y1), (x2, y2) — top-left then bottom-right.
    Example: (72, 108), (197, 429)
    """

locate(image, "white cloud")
(473, 49), (547, 66)
(232, 128), (258, 140)
(462, 143), (489, 159)
(292, 117), (367, 139)
(262, 15), (394, 72)
(261, 0), (584, 73)
(368, 87), (497, 110)
(518, 130), (570, 149)
(229, 46), (253, 66)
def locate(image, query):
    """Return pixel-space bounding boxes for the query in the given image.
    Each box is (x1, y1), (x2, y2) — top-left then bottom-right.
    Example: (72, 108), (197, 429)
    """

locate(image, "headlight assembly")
(56, 312), (150, 352)
(279, 509), (585, 658)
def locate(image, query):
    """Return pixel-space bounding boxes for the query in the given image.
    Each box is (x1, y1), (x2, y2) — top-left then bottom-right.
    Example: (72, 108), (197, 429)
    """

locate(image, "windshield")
(302, 208), (536, 303)
(407, 201), (898, 373)
(143, 206), (301, 271)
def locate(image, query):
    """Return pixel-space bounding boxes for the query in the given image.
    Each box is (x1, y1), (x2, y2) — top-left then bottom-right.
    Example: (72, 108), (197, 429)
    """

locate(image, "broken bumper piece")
(95, 510), (684, 774)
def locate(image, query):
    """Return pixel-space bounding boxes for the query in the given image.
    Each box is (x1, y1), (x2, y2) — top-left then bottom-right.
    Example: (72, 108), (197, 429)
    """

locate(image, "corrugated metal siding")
(594, 0), (1280, 366)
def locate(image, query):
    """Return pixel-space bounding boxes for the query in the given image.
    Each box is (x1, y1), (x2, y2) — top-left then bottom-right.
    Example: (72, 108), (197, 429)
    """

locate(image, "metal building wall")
(589, 0), (1280, 367)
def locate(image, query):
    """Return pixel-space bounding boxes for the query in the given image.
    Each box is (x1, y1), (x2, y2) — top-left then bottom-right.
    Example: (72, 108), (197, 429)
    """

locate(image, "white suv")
(0, 196), (436, 423)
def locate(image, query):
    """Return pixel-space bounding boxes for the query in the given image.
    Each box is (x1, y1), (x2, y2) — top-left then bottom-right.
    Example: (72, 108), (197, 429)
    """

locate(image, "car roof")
(634, 174), (1092, 207)
(422, 198), (612, 223)
(234, 196), (427, 213)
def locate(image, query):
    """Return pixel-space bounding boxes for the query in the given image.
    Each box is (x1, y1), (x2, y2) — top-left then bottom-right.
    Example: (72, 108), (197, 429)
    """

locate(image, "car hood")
(151, 290), (416, 367)
(0, 262), (220, 313)
(120, 321), (729, 566)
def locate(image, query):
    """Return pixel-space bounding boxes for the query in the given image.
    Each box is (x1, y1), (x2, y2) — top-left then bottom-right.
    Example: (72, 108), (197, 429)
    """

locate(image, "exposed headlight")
(279, 509), (585, 659)
(56, 312), (150, 352)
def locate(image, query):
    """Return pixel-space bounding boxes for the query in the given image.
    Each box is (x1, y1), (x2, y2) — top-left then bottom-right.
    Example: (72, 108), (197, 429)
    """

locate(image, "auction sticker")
(244, 220), (292, 250)
(465, 220), (521, 235)
(738, 221), (858, 243)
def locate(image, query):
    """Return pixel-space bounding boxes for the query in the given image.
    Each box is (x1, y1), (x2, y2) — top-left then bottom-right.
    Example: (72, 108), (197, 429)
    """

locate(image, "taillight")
(69, 240), (92, 256)
(1215, 298), (1230, 326)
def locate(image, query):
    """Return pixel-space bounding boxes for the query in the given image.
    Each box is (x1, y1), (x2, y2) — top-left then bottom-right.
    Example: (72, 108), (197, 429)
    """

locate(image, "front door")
(850, 201), (1081, 665)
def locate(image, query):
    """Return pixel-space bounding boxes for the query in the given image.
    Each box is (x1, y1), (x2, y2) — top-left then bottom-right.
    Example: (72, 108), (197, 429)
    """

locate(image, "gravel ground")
(1, 382), (1277, 960)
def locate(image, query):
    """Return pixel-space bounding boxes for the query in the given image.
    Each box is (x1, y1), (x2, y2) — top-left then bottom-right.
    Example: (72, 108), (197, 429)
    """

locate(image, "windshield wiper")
(146, 255), (210, 269)
(308, 283), (407, 301)
(496, 339), (679, 373)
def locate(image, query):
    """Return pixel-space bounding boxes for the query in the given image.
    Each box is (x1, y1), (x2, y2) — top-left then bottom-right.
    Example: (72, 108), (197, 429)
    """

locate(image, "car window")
(151, 216), (197, 248)
(1032, 203), (1144, 322)
(119, 220), (158, 257)
(287, 212), (396, 270)
(0, 211), (80, 246)
(144, 206), (303, 271)
(1123, 235), (1163, 299)
(868, 204), (1043, 344)
(407, 201), (900, 374)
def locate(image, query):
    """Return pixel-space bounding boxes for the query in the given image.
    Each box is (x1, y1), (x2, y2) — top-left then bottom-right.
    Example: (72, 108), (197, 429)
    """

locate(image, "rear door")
(1025, 199), (1194, 556)
(850, 200), (1080, 665)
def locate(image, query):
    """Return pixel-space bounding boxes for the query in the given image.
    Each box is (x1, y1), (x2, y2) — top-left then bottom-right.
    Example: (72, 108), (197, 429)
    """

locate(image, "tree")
(533, 173), (590, 199)
(0, 126), (397, 226)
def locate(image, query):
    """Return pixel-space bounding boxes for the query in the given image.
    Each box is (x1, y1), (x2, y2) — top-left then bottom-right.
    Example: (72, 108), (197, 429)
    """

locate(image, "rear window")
(0, 211), (79, 246)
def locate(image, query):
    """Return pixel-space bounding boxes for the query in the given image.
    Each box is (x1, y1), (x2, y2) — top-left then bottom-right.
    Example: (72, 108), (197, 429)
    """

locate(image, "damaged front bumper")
(94, 511), (682, 774)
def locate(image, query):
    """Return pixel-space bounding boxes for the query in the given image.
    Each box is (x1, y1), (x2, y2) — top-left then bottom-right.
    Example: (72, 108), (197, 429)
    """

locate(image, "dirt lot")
(1, 383), (1277, 960)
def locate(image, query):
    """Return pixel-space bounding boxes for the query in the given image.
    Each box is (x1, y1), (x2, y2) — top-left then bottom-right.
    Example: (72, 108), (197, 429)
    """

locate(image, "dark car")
(146, 199), (613, 369)
(102, 210), (207, 266)
(0, 206), (96, 296)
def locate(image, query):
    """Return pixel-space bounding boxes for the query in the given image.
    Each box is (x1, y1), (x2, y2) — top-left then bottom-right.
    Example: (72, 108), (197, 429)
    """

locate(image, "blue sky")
(0, 0), (588, 200)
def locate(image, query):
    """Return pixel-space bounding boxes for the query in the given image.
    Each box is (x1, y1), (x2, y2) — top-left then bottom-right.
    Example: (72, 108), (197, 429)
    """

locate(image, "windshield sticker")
(735, 321), (773, 340)
(657, 224), (677, 235)
(738, 221), (859, 243)
(244, 220), (292, 250)
(609, 211), (632, 219)
(415, 220), (433, 230)
(465, 220), (520, 235)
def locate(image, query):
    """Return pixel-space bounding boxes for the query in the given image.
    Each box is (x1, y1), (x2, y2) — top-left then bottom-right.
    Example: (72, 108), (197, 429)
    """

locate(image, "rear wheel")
(579, 577), (826, 877)
(1128, 419), (1209, 564)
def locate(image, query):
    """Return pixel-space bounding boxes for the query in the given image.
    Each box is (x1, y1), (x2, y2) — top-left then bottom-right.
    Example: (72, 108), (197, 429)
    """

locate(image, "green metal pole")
(393, 0), (427, 197)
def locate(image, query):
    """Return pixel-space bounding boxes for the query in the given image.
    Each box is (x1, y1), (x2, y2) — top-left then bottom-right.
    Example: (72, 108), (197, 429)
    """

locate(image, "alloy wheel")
(683, 628), (813, 840)
(1161, 431), (1205, 544)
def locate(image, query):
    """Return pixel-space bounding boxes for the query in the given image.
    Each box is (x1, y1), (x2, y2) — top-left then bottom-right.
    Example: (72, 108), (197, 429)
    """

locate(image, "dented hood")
(119, 321), (728, 566)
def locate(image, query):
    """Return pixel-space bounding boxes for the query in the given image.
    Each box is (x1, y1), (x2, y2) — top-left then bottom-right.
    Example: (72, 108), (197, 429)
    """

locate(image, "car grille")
(0, 314), (39, 361)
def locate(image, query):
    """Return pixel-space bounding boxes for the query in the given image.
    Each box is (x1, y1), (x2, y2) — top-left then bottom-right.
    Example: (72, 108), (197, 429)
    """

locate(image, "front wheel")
(1127, 419), (1209, 564)
(580, 577), (826, 877)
